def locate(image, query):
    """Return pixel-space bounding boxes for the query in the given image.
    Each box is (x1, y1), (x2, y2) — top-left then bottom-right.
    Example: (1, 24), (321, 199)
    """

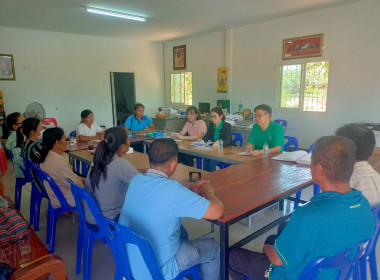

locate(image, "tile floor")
(1, 159), (378, 280)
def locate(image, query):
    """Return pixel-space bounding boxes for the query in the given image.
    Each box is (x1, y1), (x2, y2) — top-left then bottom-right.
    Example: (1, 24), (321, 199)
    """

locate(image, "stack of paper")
(271, 151), (311, 165)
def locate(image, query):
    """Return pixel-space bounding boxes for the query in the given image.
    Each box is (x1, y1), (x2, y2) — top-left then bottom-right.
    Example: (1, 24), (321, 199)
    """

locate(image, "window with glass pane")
(279, 61), (329, 112)
(171, 72), (192, 105)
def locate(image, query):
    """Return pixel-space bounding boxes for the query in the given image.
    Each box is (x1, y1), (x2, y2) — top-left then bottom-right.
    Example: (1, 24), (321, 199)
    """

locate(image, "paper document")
(238, 151), (251, 156)
(191, 140), (206, 146)
(194, 146), (211, 151)
(271, 151), (311, 165)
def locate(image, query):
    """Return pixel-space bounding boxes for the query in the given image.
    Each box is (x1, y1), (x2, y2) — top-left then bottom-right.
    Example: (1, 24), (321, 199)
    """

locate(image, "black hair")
(148, 138), (178, 165)
(89, 127), (128, 191)
(3, 112), (21, 139)
(80, 109), (93, 122)
(210, 107), (225, 120)
(134, 103), (145, 111)
(254, 104), (272, 117)
(312, 136), (356, 183)
(16, 117), (41, 148)
(42, 127), (65, 151)
(186, 106), (201, 120)
(336, 123), (375, 161)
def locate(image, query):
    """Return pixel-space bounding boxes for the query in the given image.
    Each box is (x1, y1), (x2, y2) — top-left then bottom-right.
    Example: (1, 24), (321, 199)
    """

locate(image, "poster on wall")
(0, 54), (16, 80)
(217, 67), (228, 93)
(173, 45), (186, 70)
(282, 34), (324, 60)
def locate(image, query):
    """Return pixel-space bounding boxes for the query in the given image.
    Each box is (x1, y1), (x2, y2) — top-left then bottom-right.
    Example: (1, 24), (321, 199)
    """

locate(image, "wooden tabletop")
(144, 139), (261, 164)
(202, 158), (312, 223)
(67, 135), (153, 152)
(68, 150), (207, 184)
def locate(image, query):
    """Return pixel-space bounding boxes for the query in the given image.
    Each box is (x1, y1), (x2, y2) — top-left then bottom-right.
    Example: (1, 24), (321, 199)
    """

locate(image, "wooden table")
(67, 150), (207, 184)
(67, 135), (153, 152)
(144, 139), (259, 165)
(202, 158), (312, 280)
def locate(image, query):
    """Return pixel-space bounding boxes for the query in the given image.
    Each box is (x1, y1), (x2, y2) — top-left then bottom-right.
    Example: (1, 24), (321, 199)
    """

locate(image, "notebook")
(271, 151), (311, 165)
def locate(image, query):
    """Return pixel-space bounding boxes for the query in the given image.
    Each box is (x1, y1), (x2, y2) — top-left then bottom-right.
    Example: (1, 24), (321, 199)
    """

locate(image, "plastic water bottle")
(263, 142), (269, 157)
(218, 139), (224, 153)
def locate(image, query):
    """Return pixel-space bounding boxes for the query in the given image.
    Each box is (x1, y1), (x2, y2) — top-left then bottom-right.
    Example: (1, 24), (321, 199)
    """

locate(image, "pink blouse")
(180, 120), (207, 137)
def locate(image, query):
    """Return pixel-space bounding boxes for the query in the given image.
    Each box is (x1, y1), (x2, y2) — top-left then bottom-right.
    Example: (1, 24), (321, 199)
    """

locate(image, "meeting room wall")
(163, 0), (380, 149)
(0, 26), (164, 134)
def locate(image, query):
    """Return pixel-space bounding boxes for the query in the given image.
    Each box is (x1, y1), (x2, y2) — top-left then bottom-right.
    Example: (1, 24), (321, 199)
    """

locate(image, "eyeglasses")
(254, 114), (267, 119)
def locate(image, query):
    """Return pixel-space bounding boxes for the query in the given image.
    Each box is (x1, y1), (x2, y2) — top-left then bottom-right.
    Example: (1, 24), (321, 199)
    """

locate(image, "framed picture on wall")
(0, 54), (16, 80)
(173, 45), (186, 70)
(282, 34), (324, 60)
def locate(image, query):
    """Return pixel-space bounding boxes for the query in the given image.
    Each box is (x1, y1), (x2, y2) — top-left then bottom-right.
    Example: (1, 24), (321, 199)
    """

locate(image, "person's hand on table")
(97, 134), (104, 140)
(199, 183), (215, 197)
(245, 143), (253, 152)
(185, 179), (209, 191)
(211, 141), (220, 151)
(172, 133), (182, 139)
(250, 149), (263, 157)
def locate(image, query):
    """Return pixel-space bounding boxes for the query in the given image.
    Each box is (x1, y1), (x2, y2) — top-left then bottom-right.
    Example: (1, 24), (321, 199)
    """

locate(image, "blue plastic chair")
(298, 240), (368, 279)
(75, 160), (90, 177)
(68, 180), (108, 280)
(32, 165), (77, 253)
(273, 119), (288, 133)
(105, 221), (200, 280)
(7, 150), (30, 210)
(356, 207), (380, 280)
(284, 136), (298, 152)
(22, 158), (49, 231)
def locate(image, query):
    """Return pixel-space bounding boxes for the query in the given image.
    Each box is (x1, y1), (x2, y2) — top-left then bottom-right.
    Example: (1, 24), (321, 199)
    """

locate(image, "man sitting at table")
(119, 138), (224, 280)
(229, 135), (374, 280)
(244, 104), (284, 157)
(336, 123), (380, 207)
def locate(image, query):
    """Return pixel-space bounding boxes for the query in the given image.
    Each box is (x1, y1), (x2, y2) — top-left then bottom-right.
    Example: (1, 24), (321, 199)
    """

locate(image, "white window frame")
(275, 58), (331, 114)
(170, 71), (193, 106)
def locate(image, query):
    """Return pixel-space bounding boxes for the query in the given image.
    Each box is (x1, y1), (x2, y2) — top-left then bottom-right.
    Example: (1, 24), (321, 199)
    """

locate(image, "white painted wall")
(164, 0), (380, 148)
(0, 26), (164, 134)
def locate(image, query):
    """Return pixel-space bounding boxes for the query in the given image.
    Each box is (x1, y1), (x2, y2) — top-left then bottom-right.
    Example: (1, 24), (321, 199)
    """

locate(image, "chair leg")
(47, 206), (58, 253)
(83, 232), (95, 280)
(368, 252), (378, 280)
(76, 225), (84, 274)
(196, 157), (203, 169)
(294, 191), (302, 209)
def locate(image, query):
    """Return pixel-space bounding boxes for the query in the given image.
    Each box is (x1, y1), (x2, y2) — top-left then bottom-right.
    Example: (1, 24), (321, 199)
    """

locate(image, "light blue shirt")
(119, 169), (210, 279)
(124, 114), (152, 131)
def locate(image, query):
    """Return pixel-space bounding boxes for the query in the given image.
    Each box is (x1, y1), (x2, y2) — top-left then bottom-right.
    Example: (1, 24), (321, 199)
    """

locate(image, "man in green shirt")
(245, 104), (284, 157)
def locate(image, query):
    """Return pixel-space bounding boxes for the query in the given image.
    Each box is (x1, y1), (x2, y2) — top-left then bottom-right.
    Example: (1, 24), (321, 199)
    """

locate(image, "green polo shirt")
(269, 190), (374, 280)
(247, 121), (284, 151)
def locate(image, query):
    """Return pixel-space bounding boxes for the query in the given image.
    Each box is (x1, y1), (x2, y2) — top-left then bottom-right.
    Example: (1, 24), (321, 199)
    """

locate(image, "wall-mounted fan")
(24, 102), (46, 119)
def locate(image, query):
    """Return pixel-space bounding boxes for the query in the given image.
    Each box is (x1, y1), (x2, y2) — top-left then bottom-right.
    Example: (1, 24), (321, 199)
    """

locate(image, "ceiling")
(0, 0), (362, 43)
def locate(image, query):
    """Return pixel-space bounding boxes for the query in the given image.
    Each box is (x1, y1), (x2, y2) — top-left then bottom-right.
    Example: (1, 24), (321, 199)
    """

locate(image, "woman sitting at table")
(40, 127), (84, 208)
(4, 112), (25, 180)
(77, 109), (105, 141)
(17, 117), (48, 164)
(202, 107), (233, 172)
(123, 103), (154, 133)
(84, 127), (139, 228)
(173, 106), (207, 166)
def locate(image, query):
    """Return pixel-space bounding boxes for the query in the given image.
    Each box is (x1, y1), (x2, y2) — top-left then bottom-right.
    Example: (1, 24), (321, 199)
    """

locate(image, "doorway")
(110, 72), (136, 126)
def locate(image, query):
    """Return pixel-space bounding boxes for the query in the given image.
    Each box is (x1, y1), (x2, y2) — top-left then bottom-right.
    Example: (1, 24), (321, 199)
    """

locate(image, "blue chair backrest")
(308, 143), (314, 154)
(232, 132), (243, 147)
(284, 136), (298, 152)
(68, 181), (135, 280)
(21, 158), (36, 182)
(33, 166), (72, 210)
(69, 130), (76, 137)
(273, 119), (287, 133)
(365, 207), (380, 258)
(298, 240), (369, 280)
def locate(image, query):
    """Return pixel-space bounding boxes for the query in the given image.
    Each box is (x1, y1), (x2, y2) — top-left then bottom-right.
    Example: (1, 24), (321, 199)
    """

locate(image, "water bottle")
(218, 139), (224, 153)
(263, 142), (269, 157)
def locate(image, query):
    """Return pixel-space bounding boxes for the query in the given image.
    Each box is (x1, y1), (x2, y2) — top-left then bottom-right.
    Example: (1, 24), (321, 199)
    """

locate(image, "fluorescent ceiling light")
(85, 6), (146, 22)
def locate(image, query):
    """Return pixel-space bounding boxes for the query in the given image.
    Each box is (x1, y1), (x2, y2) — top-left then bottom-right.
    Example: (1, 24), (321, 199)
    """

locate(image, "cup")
(15, 236), (31, 267)
(88, 140), (94, 151)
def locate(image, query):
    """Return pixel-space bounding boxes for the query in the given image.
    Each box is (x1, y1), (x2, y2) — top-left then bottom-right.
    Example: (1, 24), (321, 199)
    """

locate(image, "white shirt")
(77, 122), (103, 137)
(350, 161), (380, 207)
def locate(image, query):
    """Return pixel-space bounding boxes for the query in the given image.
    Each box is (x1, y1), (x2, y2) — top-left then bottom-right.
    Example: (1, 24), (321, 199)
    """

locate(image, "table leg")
(220, 223), (229, 280)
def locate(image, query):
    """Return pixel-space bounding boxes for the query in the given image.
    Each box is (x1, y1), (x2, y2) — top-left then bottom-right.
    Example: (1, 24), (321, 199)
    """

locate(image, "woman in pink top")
(173, 106), (207, 166)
